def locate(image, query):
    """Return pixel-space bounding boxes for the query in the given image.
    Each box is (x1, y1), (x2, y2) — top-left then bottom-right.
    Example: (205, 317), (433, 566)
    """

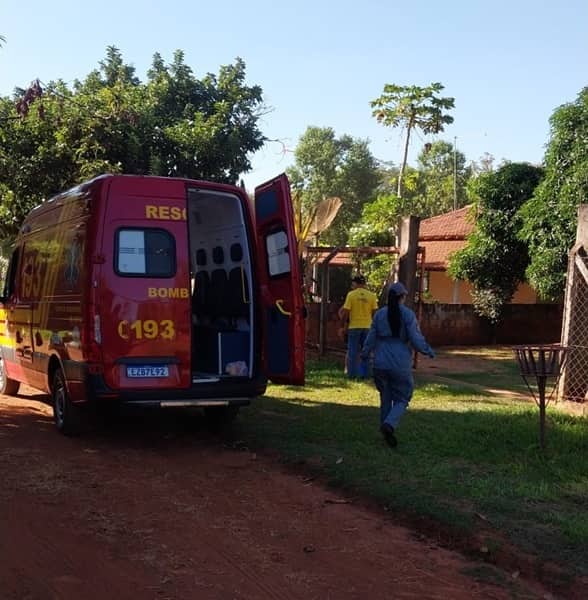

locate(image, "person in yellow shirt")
(338, 275), (378, 379)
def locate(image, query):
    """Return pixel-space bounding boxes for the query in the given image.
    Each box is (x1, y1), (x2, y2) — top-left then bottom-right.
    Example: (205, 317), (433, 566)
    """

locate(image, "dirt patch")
(0, 388), (560, 599)
(417, 346), (517, 375)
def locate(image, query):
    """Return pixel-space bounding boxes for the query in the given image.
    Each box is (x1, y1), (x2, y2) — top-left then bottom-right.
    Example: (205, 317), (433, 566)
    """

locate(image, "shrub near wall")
(306, 302), (563, 348)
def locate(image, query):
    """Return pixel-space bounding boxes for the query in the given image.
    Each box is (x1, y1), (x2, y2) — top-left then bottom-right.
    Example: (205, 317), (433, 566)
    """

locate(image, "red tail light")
(82, 303), (103, 364)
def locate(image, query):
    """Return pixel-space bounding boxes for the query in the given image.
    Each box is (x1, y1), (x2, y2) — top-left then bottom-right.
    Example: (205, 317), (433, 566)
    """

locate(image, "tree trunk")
(397, 216), (420, 309)
(397, 116), (414, 199)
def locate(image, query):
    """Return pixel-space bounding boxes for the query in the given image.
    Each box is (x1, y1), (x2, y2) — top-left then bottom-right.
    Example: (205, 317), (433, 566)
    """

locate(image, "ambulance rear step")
(120, 398), (251, 408)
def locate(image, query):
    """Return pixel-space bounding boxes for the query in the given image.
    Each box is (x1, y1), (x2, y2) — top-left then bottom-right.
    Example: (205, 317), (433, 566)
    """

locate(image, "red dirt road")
(1, 389), (548, 600)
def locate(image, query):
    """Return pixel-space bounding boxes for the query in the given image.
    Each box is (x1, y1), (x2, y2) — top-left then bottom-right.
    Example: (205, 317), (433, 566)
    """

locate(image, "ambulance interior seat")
(209, 269), (231, 326)
(193, 271), (210, 319)
(196, 248), (207, 266)
(212, 245), (224, 265)
(207, 245), (232, 328)
(230, 242), (243, 263)
(227, 266), (249, 320)
(224, 243), (249, 322)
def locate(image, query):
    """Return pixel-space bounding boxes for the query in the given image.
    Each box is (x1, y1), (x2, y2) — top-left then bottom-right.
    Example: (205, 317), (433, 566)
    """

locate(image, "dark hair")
(387, 287), (402, 337)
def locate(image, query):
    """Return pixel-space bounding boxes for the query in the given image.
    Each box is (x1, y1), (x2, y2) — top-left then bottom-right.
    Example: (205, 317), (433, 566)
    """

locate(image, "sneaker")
(380, 423), (397, 448)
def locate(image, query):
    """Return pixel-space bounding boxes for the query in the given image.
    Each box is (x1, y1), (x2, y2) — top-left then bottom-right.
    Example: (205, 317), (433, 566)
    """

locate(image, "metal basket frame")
(512, 344), (569, 406)
(512, 344), (569, 450)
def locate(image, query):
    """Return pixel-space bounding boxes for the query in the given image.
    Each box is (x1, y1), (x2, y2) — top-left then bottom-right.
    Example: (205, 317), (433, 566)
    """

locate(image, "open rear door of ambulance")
(254, 175), (305, 385)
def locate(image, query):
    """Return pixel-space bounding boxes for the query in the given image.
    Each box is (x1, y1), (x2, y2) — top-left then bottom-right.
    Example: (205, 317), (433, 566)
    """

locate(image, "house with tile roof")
(304, 205), (543, 306)
(419, 205), (539, 304)
(303, 206), (562, 348)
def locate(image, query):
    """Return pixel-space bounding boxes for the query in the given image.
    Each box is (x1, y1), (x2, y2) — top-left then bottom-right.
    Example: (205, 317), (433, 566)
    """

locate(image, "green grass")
(236, 356), (588, 576)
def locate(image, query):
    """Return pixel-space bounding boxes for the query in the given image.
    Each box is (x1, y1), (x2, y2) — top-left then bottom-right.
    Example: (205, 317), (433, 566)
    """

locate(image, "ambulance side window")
(265, 229), (291, 277)
(1, 247), (20, 300)
(115, 228), (176, 277)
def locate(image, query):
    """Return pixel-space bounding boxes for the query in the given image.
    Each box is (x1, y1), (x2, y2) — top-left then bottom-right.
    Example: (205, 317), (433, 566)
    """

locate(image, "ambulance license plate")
(126, 365), (169, 378)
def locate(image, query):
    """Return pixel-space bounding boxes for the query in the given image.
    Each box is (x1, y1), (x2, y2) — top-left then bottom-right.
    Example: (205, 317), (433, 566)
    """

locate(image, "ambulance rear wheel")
(204, 405), (239, 431)
(0, 356), (20, 396)
(52, 369), (84, 436)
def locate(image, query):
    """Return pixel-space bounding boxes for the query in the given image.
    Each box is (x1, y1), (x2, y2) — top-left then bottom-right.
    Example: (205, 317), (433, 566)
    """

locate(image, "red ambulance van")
(0, 173), (305, 434)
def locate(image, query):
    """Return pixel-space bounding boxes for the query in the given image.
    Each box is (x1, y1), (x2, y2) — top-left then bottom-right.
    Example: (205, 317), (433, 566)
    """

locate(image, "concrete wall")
(306, 302), (563, 349)
(419, 303), (562, 346)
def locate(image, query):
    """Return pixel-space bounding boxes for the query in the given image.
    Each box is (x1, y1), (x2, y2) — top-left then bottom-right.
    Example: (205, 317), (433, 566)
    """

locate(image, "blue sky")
(1, 1), (587, 190)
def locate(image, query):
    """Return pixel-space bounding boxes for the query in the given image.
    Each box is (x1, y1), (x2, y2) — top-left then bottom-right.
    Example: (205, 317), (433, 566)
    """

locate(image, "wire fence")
(560, 244), (588, 402)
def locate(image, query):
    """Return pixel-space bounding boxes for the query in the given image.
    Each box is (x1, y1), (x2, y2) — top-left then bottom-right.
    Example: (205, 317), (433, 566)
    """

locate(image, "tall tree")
(99, 45), (141, 86)
(414, 140), (469, 216)
(449, 163), (544, 322)
(370, 82), (454, 198)
(287, 127), (380, 245)
(518, 86), (588, 300)
(469, 152), (496, 176)
(350, 140), (470, 246)
(0, 48), (265, 239)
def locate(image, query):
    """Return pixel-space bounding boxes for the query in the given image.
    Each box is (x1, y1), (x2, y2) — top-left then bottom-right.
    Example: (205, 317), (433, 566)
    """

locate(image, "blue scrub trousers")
(373, 368), (414, 428)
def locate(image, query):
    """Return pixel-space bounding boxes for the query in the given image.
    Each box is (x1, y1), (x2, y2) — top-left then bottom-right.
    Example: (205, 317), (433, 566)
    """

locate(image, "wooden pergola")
(303, 217), (425, 355)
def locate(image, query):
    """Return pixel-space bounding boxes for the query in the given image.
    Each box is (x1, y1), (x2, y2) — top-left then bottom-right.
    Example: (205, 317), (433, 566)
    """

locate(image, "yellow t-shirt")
(342, 288), (378, 329)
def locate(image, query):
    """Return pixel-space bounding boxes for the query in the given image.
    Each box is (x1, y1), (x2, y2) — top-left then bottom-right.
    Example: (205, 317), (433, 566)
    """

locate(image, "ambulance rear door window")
(265, 229), (291, 277)
(116, 228), (176, 277)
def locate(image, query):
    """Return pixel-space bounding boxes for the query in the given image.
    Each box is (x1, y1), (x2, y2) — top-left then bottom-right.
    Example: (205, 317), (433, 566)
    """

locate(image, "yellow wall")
(427, 271), (473, 303)
(427, 271), (538, 304)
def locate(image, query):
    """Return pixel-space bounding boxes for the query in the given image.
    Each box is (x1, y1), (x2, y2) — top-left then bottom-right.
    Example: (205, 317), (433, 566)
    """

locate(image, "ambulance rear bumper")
(85, 373), (266, 406)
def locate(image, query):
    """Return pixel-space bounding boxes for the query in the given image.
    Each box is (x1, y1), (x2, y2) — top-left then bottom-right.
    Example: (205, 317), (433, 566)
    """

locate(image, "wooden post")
(319, 263), (329, 357)
(577, 204), (588, 243)
(396, 216), (420, 309)
(318, 249), (339, 357)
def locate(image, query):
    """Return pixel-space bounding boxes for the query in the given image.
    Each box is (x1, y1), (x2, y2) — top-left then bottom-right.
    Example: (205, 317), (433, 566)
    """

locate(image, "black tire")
(0, 356), (20, 396)
(204, 405), (240, 431)
(52, 369), (84, 436)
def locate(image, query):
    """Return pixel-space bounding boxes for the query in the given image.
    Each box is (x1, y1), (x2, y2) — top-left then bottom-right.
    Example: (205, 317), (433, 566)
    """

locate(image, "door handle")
(275, 299), (291, 316)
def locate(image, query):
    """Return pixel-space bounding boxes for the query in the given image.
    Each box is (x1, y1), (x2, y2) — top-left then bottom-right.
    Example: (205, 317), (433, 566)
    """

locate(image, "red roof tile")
(419, 205), (474, 240)
(305, 247), (399, 267)
(418, 205), (475, 269)
(419, 239), (466, 271)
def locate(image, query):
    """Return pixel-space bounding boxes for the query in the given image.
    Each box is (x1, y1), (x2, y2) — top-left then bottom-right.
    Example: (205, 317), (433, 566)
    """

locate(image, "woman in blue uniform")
(361, 282), (435, 448)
